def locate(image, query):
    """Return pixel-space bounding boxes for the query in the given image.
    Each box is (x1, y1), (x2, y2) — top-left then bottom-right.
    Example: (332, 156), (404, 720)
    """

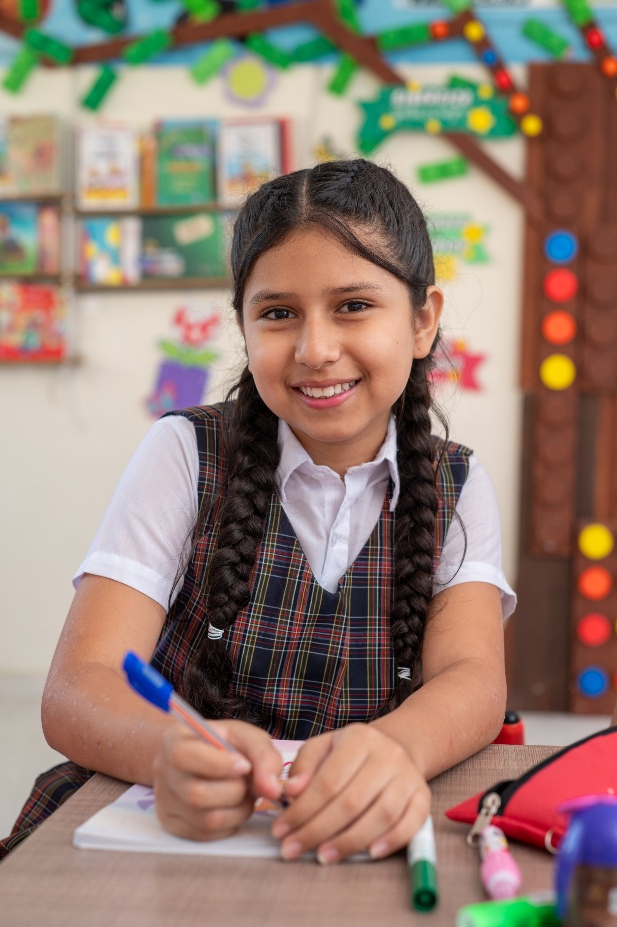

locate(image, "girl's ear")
(413, 286), (444, 359)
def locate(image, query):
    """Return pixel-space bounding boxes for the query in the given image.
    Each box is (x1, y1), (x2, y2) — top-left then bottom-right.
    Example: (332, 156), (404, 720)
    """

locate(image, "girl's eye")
(264, 307), (293, 321)
(340, 300), (369, 314)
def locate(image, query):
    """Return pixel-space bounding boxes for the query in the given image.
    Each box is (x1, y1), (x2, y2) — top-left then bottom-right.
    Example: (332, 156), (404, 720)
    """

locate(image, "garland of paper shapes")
(561, 0), (617, 86)
(576, 523), (617, 698)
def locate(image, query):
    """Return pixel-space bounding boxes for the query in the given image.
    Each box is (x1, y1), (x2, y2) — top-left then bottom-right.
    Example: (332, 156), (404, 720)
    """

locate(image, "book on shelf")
(0, 115), (63, 197)
(37, 206), (61, 274)
(155, 120), (218, 207)
(217, 118), (291, 206)
(0, 202), (39, 275)
(0, 282), (66, 362)
(77, 125), (140, 211)
(141, 212), (226, 279)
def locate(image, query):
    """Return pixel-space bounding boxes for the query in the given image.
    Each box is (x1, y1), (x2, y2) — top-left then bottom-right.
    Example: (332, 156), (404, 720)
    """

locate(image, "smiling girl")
(2, 159), (514, 864)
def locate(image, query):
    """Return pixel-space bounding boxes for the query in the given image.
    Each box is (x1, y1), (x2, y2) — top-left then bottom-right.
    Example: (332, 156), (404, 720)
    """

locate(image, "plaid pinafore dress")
(1, 404), (470, 857)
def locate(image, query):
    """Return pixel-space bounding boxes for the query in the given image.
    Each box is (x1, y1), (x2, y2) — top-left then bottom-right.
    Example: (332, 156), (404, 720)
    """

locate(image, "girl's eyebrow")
(248, 282), (383, 305)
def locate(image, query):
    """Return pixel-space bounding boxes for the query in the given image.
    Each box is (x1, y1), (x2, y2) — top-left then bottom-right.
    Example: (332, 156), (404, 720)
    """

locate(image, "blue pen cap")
(123, 651), (173, 712)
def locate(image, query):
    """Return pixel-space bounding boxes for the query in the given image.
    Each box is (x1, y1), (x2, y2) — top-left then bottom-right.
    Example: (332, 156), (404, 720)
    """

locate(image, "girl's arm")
(272, 581), (506, 862)
(42, 574), (283, 839)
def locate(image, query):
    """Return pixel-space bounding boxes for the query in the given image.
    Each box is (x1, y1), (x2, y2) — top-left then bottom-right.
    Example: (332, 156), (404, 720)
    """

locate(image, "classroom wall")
(0, 61), (525, 674)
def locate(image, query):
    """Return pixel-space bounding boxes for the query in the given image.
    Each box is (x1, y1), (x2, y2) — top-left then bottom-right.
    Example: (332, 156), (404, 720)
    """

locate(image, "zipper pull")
(466, 792), (502, 847)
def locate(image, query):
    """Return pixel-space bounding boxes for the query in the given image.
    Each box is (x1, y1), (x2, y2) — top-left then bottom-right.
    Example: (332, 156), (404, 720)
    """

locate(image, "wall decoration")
(222, 52), (276, 107)
(428, 212), (490, 282)
(0, 281), (65, 362)
(146, 304), (220, 417)
(313, 135), (347, 163)
(431, 337), (486, 392)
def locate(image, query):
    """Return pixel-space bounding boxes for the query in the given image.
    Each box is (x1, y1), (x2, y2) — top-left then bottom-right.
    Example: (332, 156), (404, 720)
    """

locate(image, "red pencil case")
(445, 727), (617, 852)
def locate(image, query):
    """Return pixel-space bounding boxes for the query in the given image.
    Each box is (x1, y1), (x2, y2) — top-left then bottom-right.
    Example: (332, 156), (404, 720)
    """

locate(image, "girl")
(1, 159), (514, 864)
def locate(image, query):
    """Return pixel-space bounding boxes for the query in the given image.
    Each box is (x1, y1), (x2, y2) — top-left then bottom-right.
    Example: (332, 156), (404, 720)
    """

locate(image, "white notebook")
(74, 740), (370, 859)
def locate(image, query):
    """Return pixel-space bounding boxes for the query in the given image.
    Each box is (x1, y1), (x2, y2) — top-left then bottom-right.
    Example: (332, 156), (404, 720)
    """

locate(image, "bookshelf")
(76, 203), (234, 217)
(76, 276), (231, 293)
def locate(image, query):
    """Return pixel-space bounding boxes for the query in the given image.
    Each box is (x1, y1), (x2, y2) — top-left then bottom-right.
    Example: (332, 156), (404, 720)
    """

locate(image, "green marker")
(456, 893), (559, 927)
(409, 815), (438, 912)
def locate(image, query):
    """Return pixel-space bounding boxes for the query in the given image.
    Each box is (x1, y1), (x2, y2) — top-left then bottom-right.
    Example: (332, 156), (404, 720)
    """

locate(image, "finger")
(277, 752), (399, 857)
(284, 733), (335, 797)
(165, 725), (252, 780)
(171, 772), (249, 812)
(157, 794), (255, 842)
(220, 720), (283, 800)
(316, 778), (422, 864)
(368, 789), (431, 861)
(273, 729), (372, 840)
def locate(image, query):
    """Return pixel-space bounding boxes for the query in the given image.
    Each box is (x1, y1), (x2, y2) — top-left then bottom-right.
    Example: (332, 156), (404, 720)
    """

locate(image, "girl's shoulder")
(431, 435), (473, 500)
(431, 435), (473, 464)
(163, 403), (231, 492)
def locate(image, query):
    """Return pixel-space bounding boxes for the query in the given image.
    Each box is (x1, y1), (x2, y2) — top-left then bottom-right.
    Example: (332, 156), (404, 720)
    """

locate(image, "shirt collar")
(276, 416), (400, 511)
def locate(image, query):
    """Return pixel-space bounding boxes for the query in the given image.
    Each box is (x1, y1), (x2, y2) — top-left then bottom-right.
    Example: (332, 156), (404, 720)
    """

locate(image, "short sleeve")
(433, 456), (517, 621)
(73, 415), (199, 609)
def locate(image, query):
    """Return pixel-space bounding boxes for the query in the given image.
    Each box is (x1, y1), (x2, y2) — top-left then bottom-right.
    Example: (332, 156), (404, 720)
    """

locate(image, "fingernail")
(317, 846), (339, 865)
(369, 841), (389, 859)
(281, 839), (302, 860)
(271, 820), (291, 839)
(233, 759), (252, 775)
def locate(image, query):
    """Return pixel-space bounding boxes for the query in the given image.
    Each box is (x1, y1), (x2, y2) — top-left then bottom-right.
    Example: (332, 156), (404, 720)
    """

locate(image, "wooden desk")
(0, 745), (558, 927)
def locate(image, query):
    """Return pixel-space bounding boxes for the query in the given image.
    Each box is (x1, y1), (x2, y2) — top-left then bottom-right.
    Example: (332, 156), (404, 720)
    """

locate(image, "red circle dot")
(509, 92), (530, 115)
(586, 26), (605, 49)
(601, 56), (617, 78)
(430, 20), (450, 39)
(577, 613), (612, 647)
(495, 69), (514, 92)
(578, 566), (613, 600)
(542, 310), (577, 345)
(543, 268), (579, 303)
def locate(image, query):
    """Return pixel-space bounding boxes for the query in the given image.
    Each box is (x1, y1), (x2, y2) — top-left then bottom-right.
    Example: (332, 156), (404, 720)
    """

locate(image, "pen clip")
(466, 792), (501, 847)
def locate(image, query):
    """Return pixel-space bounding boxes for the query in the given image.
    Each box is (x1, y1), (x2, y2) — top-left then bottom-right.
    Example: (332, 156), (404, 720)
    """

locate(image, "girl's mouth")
(293, 379), (360, 408)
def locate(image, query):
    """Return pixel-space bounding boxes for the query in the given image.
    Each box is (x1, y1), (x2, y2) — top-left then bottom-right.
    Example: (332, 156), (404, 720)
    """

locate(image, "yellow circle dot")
(539, 353), (576, 390)
(520, 113), (543, 137)
(379, 114), (396, 131)
(228, 58), (269, 101)
(406, 80), (422, 91)
(467, 106), (496, 135)
(425, 118), (442, 134)
(478, 83), (494, 100)
(579, 524), (615, 561)
(463, 20), (485, 42)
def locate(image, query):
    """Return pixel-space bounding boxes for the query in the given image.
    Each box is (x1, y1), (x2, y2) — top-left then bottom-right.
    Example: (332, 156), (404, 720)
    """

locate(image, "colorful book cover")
(217, 119), (290, 206)
(155, 120), (217, 207)
(37, 206), (61, 274)
(77, 125), (139, 210)
(0, 203), (38, 275)
(0, 118), (10, 195)
(0, 282), (66, 362)
(141, 212), (225, 279)
(7, 115), (62, 196)
(80, 217), (123, 285)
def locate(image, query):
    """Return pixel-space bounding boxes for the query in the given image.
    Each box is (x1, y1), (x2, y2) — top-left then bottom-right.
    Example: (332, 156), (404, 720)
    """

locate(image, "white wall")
(0, 62), (525, 673)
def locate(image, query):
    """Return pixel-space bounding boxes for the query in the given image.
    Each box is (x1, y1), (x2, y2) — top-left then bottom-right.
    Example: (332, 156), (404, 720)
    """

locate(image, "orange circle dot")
(601, 56), (617, 77)
(509, 92), (530, 115)
(430, 20), (450, 39)
(577, 613), (612, 647)
(542, 310), (577, 346)
(578, 566), (613, 600)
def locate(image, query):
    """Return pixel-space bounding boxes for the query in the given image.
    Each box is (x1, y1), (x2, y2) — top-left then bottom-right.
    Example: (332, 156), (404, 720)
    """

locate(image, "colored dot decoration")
(539, 353), (576, 390)
(520, 113), (543, 137)
(578, 565), (613, 600)
(544, 230), (579, 264)
(542, 310), (577, 346)
(509, 92), (530, 115)
(577, 613), (612, 647)
(602, 56), (617, 77)
(585, 26), (605, 49)
(425, 118), (442, 134)
(543, 268), (579, 303)
(494, 69), (514, 92)
(430, 21), (450, 39)
(379, 114), (396, 131)
(482, 49), (497, 65)
(579, 523), (615, 560)
(463, 20), (485, 42)
(578, 666), (609, 697)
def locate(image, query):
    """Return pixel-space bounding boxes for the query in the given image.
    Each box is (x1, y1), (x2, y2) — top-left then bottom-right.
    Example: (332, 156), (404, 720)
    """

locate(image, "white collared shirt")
(74, 414), (516, 619)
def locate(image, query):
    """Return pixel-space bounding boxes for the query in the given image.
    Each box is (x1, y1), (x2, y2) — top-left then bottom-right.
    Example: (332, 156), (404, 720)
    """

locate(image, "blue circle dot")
(545, 230), (579, 264)
(482, 49), (497, 65)
(578, 666), (608, 698)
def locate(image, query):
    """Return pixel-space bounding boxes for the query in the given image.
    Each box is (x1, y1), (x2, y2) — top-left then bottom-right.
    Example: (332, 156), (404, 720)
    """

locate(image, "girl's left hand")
(271, 723), (430, 864)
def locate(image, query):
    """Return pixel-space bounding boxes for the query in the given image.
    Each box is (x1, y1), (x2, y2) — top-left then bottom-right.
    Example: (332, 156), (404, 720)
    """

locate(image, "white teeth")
(299, 380), (357, 398)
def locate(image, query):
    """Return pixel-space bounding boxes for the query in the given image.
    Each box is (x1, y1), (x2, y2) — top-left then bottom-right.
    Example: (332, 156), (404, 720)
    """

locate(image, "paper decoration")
(431, 337), (486, 392)
(428, 213), (490, 283)
(357, 83), (517, 153)
(146, 305), (220, 418)
(222, 53), (276, 108)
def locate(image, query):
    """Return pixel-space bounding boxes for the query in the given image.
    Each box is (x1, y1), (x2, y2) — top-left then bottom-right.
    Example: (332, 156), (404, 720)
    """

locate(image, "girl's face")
(241, 226), (443, 469)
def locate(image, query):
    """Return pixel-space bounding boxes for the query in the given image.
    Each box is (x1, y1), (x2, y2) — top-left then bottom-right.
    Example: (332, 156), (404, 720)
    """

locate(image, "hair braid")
(385, 356), (439, 711)
(181, 368), (280, 719)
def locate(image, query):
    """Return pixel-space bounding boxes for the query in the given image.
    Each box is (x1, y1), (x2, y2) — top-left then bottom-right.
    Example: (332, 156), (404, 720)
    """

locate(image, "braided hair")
(181, 159), (447, 719)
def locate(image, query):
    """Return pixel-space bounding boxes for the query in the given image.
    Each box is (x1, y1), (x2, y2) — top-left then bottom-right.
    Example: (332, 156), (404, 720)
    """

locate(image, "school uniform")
(0, 404), (515, 858)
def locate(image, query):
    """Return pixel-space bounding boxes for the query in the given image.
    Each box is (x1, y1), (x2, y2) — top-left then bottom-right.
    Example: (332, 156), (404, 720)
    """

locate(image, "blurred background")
(1, 0), (616, 838)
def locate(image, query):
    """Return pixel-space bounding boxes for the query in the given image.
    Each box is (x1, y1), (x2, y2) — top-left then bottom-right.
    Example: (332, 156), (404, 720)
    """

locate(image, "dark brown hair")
(181, 159), (449, 719)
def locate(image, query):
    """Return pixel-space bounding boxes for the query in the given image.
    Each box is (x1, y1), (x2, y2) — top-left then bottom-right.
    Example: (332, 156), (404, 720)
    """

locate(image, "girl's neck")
(288, 413), (391, 478)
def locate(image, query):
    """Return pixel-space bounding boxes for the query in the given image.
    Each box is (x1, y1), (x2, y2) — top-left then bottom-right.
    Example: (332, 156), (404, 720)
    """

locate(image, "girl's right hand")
(153, 720), (283, 841)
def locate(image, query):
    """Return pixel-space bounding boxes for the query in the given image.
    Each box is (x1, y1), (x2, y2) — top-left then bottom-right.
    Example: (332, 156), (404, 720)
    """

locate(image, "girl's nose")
(295, 318), (342, 369)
